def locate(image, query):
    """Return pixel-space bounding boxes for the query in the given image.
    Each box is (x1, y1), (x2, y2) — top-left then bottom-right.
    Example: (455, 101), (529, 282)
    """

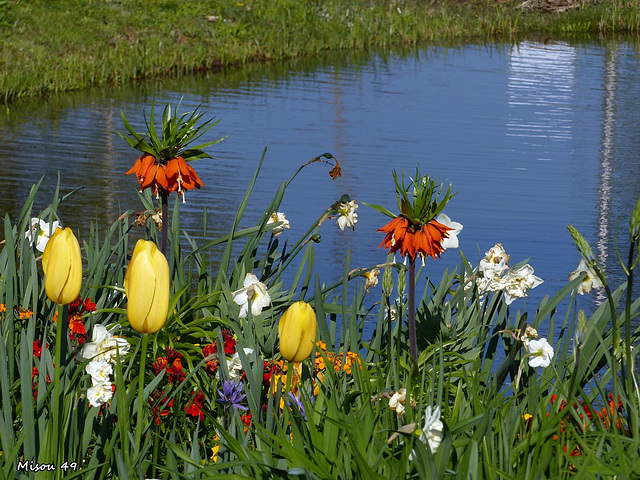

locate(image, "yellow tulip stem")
(135, 333), (150, 455)
(51, 303), (68, 480)
(285, 361), (293, 395)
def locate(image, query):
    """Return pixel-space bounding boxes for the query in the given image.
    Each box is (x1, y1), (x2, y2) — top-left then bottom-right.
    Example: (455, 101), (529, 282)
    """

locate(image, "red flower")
(149, 390), (174, 425)
(152, 349), (186, 385)
(241, 411), (252, 433)
(33, 339), (42, 358)
(185, 391), (206, 421)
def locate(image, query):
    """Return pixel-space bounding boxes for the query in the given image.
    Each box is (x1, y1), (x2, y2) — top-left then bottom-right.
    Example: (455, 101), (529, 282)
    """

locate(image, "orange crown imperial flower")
(120, 102), (224, 201)
(126, 155), (204, 196)
(378, 216), (451, 261)
(369, 169), (456, 263)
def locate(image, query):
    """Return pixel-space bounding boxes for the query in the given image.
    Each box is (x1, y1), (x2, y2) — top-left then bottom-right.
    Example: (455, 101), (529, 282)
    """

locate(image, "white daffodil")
(389, 388), (407, 416)
(85, 360), (113, 386)
(267, 212), (290, 236)
(568, 259), (603, 295)
(479, 243), (510, 280)
(363, 268), (380, 293)
(25, 218), (61, 253)
(436, 213), (463, 250)
(81, 324), (131, 364)
(87, 382), (114, 407)
(227, 348), (254, 381)
(232, 273), (271, 318)
(502, 264), (543, 305)
(337, 200), (358, 231)
(526, 337), (554, 368)
(410, 406), (444, 459)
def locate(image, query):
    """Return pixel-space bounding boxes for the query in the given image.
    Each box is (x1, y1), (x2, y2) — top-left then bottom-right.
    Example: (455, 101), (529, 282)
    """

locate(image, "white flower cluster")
(81, 325), (131, 407)
(389, 388), (407, 416)
(469, 244), (543, 305)
(226, 348), (254, 381)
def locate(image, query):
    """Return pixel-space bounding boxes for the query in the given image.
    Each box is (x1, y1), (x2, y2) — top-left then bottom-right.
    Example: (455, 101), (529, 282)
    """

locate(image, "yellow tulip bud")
(125, 239), (169, 334)
(278, 301), (317, 362)
(42, 227), (82, 305)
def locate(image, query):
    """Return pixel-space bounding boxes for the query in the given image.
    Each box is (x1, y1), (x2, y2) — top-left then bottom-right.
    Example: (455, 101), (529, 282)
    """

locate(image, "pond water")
(2, 39), (640, 337)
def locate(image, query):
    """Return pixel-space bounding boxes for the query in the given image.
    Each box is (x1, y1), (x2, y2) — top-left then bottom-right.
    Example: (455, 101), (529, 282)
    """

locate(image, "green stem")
(161, 192), (168, 256)
(408, 259), (417, 363)
(52, 304), (68, 480)
(599, 274), (620, 423)
(624, 239), (636, 434)
(135, 333), (150, 456)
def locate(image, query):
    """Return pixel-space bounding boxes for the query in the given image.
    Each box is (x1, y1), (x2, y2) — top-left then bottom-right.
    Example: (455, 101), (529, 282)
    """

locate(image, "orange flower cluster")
(378, 216), (451, 262)
(126, 155), (204, 197)
(314, 341), (361, 375)
(533, 394), (629, 458)
(0, 303), (34, 320)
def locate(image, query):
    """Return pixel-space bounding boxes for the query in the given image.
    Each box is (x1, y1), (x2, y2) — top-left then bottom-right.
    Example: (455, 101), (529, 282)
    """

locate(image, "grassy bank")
(1, 0), (640, 102)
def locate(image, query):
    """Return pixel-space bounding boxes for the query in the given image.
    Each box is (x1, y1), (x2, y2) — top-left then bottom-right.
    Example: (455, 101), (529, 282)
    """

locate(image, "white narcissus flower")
(227, 348), (254, 380)
(388, 388), (407, 415)
(267, 212), (290, 236)
(81, 324), (131, 364)
(410, 406), (444, 459)
(25, 218), (61, 253)
(87, 382), (114, 407)
(85, 360), (113, 386)
(479, 243), (510, 280)
(435, 214), (463, 250)
(232, 273), (271, 318)
(526, 337), (554, 368)
(337, 200), (358, 231)
(568, 259), (603, 295)
(502, 264), (543, 305)
(363, 268), (380, 293)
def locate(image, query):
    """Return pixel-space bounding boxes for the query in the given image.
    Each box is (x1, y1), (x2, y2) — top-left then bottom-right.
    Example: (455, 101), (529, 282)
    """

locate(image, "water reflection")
(1, 41), (640, 330)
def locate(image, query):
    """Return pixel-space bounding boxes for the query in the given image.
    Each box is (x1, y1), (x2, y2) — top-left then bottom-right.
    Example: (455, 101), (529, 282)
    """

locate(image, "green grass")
(1, 0), (640, 102)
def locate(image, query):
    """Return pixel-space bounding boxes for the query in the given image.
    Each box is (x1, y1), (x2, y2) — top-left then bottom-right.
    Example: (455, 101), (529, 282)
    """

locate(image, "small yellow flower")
(210, 434), (219, 463)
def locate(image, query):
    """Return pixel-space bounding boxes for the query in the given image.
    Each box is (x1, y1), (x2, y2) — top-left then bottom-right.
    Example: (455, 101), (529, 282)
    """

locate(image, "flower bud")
(125, 239), (170, 334)
(278, 301), (317, 363)
(567, 224), (595, 263)
(630, 196), (640, 241)
(42, 227), (82, 305)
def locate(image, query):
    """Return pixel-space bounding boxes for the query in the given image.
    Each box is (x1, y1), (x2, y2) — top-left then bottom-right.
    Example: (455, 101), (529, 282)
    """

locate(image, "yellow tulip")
(42, 227), (82, 305)
(125, 239), (169, 334)
(278, 301), (317, 362)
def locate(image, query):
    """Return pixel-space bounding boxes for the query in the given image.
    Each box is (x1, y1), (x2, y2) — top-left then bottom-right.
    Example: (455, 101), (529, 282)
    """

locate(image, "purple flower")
(216, 379), (248, 411)
(287, 392), (307, 420)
